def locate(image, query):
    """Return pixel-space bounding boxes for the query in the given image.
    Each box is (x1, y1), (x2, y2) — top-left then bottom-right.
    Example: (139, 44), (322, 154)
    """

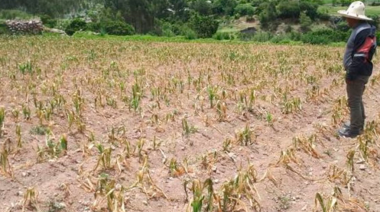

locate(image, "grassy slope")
(318, 5), (380, 16)
(323, 0), (380, 4)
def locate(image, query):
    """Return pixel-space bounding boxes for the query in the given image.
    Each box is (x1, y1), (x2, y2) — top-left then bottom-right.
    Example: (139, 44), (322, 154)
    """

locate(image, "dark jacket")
(345, 23), (377, 81)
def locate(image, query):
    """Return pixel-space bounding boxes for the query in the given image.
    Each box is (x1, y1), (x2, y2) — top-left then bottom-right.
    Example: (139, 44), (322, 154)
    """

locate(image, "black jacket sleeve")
(346, 28), (373, 81)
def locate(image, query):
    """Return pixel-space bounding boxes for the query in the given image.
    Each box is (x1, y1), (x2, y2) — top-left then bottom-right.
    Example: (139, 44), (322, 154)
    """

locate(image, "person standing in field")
(337, 1), (377, 138)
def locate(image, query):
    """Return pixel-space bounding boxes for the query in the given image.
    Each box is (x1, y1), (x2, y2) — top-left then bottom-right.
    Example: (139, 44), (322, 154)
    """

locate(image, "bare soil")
(0, 37), (379, 212)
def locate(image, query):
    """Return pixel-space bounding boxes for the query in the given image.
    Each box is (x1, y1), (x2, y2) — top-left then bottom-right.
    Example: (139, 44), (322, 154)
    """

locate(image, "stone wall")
(5, 20), (43, 34)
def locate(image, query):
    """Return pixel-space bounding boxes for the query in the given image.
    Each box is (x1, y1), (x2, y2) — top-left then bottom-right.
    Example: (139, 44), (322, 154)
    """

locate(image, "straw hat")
(337, 1), (372, 21)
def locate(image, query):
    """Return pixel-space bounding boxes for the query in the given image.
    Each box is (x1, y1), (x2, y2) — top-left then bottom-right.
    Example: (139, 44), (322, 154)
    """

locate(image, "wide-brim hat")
(337, 1), (372, 21)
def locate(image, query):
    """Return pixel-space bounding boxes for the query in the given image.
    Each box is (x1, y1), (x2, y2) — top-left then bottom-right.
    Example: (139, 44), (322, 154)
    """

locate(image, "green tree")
(189, 12), (219, 38)
(258, 2), (277, 29)
(191, 0), (213, 16)
(168, 0), (189, 22)
(300, 11), (312, 31)
(212, 0), (237, 16)
(104, 0), (155, 33)
(300, 1), (318, 20)
(277, 1), (300, 19)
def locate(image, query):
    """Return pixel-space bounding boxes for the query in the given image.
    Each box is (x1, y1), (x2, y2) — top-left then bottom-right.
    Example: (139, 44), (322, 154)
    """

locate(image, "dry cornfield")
(0, 36), (380, 212)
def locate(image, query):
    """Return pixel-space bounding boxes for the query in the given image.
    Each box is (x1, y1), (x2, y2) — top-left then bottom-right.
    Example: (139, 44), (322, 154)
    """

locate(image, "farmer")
(337, 1), (377, 138)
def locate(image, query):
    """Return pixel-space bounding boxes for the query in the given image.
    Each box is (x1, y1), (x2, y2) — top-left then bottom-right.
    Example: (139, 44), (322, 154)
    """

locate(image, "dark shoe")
(342, 121), (350, 129)
(342, 121), (364, 131)
(338, 127), (361, 138)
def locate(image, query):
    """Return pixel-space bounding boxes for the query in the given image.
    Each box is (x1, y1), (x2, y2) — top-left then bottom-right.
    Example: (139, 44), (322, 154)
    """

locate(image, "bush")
(72, 31), (99, 37)
(289, 31), (301, 41)
(301, 29), (350, 44)
(238, 32), (254, 41)
(65, 19), (87, 36)
(234, 4), (255, 16)
(213, 32), (234, 40)
(336, 21), (350, 32)
(55, 19), (71, 31)
(270, 34), (290, 43)
(162, 28), (175, 37)
(246, 16), (255, 22)
(301, 33), (329, 45)
(0, 22), (9, 34)
(171, 23), (185, 35)
(159, 22), (176, 37)
(87, 22), (102, 32)
(368, 15), (379, 29)
(317, 12), (331, 21)
(300, 11), (312, 31)
(184, 28), (198, 40)
(252, 31), (272, 42)
(40, 15), (57, 28)
(102, 21), (135, 35)
(189, 13), (219, 38)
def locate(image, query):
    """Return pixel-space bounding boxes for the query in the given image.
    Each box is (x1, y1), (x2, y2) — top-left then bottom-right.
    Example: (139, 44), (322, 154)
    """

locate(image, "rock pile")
(5, 19), (43, 34)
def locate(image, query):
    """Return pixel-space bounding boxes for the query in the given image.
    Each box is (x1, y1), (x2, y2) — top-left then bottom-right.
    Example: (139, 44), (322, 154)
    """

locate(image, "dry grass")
(0, 36), (379, 211)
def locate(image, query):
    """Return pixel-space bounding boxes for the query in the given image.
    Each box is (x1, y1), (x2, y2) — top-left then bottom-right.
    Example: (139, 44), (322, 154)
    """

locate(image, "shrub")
(301, 33), (330, 45)
(300, 29), (350, 44)
(289, 31), (301, 41)
(234, 4), (255, 16)
(246, 16), (255, 22)
(0, 22), (9, 34)
(162, 28), (175, 37)
(278, 39), (294, 44)
(183, 27), (198, 40)
(368, 15), (379, 29)
(65, 19), (87, 36)
(317, 12), (331, 21)
(102, 21), (135, 35)
(189, 13), (219, 38)
(160, 22), (176, 37)
(238, 32), (254, 41)
(300, 11), (312, 31)
(171, 23), (184, 35)
(213, 32), (234, 40)
(55, 19), (71, 31)
(40, 15), (57, 28)
(87, 22), (102, 32)
(336, 21), (350, 32)
(252, 31), (272, 42)
(270, 34), (290, 43)
(72, 31), (99, 37)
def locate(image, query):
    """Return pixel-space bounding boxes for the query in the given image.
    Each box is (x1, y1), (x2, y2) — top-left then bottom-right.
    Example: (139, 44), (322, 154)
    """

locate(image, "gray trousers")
(346, 75), (370, 131)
